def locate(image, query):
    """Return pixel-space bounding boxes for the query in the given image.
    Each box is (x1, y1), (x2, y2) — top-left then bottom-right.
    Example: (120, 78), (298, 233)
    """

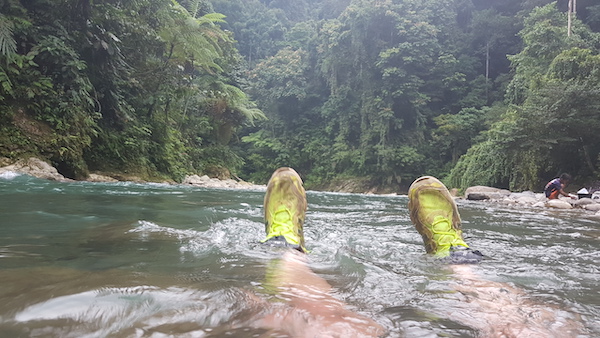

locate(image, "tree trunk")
(568, 0), (573, 37)
(580, 137), (595, 174)
(485, 41), (490, 102)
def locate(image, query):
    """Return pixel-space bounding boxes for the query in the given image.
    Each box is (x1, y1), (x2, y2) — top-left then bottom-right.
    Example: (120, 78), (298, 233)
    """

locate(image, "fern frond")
(0, 14), (17, 58)
(200, 12), (227, 24)
(217, 82), (266, 123)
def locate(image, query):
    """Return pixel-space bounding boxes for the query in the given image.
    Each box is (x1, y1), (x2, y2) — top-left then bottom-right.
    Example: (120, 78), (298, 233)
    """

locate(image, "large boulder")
(182, 174), (264, 190)
(0, 157), (66, 181)
(546, 199), (573, 209)
(465, 186), (511, 200)
(583, 203), (600, 211)
(182, 174), (212, 185)
(466, 193), (489, 200)
(503, 191), (542, 206)
(572, 198), (595, 207)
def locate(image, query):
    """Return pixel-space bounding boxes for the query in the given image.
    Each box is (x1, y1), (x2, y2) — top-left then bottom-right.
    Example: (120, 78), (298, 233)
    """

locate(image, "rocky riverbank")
(0, 157), (265, 190)
(4, 157), (600, 216)
(462, 185), (600, 216)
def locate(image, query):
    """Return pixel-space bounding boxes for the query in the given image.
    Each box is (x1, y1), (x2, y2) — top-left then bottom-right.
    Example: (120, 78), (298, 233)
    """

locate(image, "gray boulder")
(515, 196), (539, 204)
(583, 203), (600, 211)
(465, 186), (511, 200)
(546, 199), (573, 209)
(182, 174), (211, 185)
(509, 191), (536, 199)
(467, 193), (489, 201)
(572, 198), (595, 207)
(0, 157), (66, 181)
(182, 174), (264, 190)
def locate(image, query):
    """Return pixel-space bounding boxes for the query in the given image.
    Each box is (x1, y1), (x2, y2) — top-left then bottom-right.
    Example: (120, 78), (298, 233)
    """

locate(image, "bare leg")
(408, 176), (582, 337)
(249, 167), (384, 337)
(447, 264), (582, 337)
(253, 251), (385, 337)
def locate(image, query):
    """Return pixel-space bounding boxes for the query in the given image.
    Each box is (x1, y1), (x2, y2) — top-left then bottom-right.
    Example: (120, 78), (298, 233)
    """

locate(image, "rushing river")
(0, 173), (598, 337)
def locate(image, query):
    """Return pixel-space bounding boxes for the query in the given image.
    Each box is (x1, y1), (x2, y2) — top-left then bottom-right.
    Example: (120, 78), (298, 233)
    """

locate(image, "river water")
(0, 173), (598, 337)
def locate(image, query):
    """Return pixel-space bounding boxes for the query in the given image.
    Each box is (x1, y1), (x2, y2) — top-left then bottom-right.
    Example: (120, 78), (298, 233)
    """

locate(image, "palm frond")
(0, 14), (17, 58)
(218, 82), (266, 123)
(159, 2), (232, 72)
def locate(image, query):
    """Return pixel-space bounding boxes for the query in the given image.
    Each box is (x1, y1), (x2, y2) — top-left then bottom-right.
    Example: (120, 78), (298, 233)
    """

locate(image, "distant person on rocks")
(544, 173), (574, 199)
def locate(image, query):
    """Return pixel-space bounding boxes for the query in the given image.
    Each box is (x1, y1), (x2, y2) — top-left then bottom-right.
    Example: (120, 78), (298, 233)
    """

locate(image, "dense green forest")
(1, 0), (600, 191)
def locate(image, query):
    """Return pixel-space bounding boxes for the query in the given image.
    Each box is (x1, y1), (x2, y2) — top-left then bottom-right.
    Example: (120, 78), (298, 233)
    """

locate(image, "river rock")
(545, 199), (573, 209)
(87, 173), (118, 182)
(572, 198), (595, 207)
(465, 186), (511, 200)
(499, 198), (517, 205)
(182, 174), (264, 190)
(0, 157), (66, 181)
(0, 157), (11, 166)
(183, 174), (226, 188)
(221, 179), (239, 188)
(183, 174), (211, 185)
(583, 203), (600, 211)
(509, 191), (536, 199)
(467, 192), (489, 200)
(532, 201), (546, 208)
(515, 196), (539, 204)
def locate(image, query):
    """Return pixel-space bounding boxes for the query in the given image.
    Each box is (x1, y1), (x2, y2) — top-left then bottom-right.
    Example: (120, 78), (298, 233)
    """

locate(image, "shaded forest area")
(1, 0), (600, 192)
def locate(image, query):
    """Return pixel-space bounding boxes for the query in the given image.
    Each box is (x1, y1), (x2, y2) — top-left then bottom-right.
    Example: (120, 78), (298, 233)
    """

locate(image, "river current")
(0, 173), (598, 337)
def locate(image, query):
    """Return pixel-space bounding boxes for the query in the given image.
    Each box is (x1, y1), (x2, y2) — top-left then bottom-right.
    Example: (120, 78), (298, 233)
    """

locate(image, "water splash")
(0, 179), (598, 337)
(0, 171), (21, 180)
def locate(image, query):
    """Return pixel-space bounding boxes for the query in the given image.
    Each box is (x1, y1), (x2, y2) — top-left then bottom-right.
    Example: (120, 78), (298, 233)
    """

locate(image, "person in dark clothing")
(544, 173), (574, 199)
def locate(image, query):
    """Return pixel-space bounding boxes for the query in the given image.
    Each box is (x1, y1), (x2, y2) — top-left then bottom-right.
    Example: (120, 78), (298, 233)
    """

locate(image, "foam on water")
(0, 171), (21, 180)
(0, 178), (598, 337)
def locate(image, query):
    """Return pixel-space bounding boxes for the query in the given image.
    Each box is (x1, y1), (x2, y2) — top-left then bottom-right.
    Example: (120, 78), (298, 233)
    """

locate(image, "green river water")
(0, 172), (598, 337)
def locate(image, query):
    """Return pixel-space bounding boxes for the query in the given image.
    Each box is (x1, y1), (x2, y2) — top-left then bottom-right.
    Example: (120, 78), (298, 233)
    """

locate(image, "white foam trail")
(127, 220), (202, 241)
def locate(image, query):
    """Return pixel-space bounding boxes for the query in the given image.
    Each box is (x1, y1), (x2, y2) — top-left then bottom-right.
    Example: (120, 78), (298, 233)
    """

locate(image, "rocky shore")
(462, 185), (600, 216)
(3, 157), (600, 216)
(0, 157), (265, 190)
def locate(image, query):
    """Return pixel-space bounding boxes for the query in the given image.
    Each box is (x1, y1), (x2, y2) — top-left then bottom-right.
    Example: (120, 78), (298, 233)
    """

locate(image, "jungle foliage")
(0, 0), (263, 180)
(1, 0), (600, 191)
(218, 0), (600, 190)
